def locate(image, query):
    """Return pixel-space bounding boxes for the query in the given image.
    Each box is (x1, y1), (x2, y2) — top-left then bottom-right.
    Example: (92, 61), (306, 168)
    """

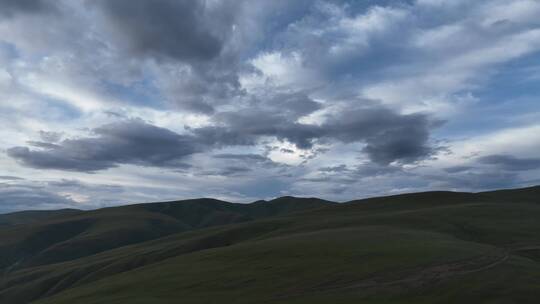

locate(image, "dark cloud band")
(7, 101), (437, 172)
(8, 119), (200, 172)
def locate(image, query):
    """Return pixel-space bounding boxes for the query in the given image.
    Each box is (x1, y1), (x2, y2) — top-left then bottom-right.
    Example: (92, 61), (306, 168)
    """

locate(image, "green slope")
(0, 197), (333, 271)
(0, 209), (81, 227)
(0, 186), (539, 303)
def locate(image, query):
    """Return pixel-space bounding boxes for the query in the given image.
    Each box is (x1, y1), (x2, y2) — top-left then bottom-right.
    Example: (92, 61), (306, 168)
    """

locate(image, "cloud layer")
(1, 0), (539, 212)
(8, 120), (199, 172)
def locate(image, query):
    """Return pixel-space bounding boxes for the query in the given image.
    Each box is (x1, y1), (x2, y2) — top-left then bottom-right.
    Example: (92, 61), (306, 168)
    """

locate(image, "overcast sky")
(1, 0), (540, 212)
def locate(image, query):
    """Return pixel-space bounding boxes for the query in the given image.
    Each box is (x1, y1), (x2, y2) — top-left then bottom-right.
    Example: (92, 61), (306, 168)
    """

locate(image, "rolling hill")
(1, 186), (539, 303)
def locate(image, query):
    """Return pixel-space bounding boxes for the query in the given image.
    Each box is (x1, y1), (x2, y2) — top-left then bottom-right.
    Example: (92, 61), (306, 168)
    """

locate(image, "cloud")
(206, 101), (437, 164)
(306, 163), (403, 188)
(0, 183), (76, 214)
(92, 0), (227, 62)
(39, 130), (63, 142)
(7, 119), (200, 172)
(89, 0), (249, 114)
(323, 105), (438, 164)
(354, 163), (402, 176)
(201, 166), (252, 177)
(0, 176), (24, 180)
(0, 0), (56, 18)
(251, 0), (540, 117)
(443, 166), (472, 173)
(428, 170), (520, 191)
(1, 0), (539, 204)
(319, 164), (349, 173)
(213, 153), (270, 162)
(7, 98), (437, 173)
(202, 153), (289, 177)
(477, 154), (540, 171)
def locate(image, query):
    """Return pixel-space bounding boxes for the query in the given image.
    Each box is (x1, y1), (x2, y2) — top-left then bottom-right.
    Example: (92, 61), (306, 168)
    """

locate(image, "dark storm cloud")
(321, 106), (437, 164)
(93, 0), (226, 62)
(194, 110), (320, 149)
(189, 92), (321, 146)
(7, 119), (201, 172)
(0, 0), (56, 18)
(477, 154), (540, 171)
(196, 103), (437, 164)
(90, 0), (246, 114)
(7, 101), (436, 172)
(0, 183), (76, 214)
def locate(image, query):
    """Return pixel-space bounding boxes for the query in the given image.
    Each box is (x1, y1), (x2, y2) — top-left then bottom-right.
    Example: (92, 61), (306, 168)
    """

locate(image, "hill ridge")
(0, 185), (539, 303)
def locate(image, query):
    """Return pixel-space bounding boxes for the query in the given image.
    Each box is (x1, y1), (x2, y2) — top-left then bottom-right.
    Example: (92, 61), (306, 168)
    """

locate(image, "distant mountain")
(1, 186), (539, 304)
(0, 209), (81, 227)
(0, 197), (334, 271)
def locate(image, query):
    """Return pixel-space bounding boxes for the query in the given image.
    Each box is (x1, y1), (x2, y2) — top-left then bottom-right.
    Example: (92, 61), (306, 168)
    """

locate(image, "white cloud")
(1, 0), (539, 210)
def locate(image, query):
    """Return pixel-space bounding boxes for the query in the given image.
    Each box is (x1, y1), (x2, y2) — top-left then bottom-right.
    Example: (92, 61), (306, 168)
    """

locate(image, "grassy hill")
(0, 197), (333, 271)
(1, 186), (539, 303)
(0, 209), (81, 227)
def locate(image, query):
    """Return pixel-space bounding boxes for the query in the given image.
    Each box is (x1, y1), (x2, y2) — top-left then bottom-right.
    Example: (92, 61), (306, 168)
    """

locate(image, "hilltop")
(0, 186), (539, 303)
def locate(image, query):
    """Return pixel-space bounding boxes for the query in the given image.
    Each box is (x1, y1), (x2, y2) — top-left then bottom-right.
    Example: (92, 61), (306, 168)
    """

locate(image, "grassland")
(1, 186), (539, 303)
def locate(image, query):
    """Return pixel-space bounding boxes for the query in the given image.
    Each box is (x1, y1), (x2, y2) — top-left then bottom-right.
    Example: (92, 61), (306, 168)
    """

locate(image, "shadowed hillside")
(0, 197), (333, 271)
(0, 186), (539, 303)
(0, 209), (82, 227)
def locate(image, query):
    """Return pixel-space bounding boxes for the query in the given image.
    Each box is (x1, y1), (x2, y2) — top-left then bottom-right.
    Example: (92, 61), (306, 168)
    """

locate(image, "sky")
(1, 0), (540, 213)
